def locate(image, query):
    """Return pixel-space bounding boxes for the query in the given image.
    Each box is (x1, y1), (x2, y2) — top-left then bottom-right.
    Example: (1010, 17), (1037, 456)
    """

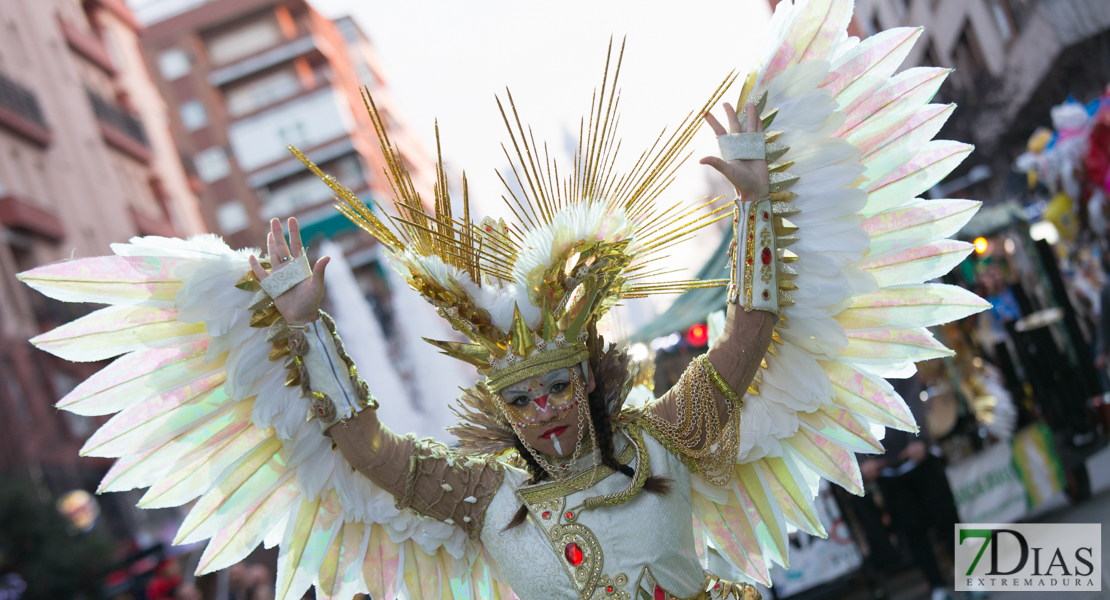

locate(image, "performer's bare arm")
(250, 218), (502, 538)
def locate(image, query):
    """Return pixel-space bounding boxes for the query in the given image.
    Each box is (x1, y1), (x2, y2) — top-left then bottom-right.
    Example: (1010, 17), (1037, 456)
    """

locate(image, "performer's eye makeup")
(550, 381), (568, 394)
(509, 395), (530, 406)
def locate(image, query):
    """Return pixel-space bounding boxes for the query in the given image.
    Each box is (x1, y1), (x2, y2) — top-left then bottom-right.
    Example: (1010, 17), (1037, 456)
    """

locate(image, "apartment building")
(0, 0), (207, 505)
(137, 0), (436, 253)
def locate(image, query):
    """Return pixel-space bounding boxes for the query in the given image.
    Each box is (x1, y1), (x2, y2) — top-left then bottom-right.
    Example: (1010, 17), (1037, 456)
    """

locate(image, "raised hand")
(700, 103), (770, 201)
(248, 217), (330, 326)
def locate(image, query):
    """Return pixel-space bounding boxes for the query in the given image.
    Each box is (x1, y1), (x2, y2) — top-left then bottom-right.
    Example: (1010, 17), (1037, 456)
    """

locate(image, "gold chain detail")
(642, 357), (741, 486)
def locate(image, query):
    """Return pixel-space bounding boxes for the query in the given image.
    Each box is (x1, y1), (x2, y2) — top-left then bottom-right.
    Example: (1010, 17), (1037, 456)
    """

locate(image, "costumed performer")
(19, 2), (991, 599)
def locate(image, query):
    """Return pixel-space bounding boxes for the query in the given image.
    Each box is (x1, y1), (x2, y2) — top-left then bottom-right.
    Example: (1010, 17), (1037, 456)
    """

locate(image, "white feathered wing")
(19, 236), (512, 600)
(687, 0), (989, 585)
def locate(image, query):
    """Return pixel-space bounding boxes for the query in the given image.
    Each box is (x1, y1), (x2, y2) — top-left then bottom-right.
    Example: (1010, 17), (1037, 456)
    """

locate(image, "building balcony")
(208, 35), (320, 87)
(0, 195), (65, 241)
(0, 72), (51, 147)
(247, 137), (355, 188)
(130, 206), (176, 237)
(58, 16), (114, 74)
(86, 89), (151, 163)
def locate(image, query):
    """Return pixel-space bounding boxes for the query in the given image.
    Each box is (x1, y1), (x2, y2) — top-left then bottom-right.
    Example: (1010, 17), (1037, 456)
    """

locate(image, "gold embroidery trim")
(574, 424), (650, 512)
(485, 344), (589, 393)
(742, 201), (757, 308)
(633, 567), (763, 600)
(517, 435), (636, 505)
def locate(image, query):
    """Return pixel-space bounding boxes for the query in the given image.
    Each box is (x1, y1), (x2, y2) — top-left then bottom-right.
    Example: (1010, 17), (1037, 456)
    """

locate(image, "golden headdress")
(295, 43), (735, 392)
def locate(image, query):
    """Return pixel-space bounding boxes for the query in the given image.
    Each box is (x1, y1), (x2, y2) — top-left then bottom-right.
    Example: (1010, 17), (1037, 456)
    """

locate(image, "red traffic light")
(686, 323), (708, 347)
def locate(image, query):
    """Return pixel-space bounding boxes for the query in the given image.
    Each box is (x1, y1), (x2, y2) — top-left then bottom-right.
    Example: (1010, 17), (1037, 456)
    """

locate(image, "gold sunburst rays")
(626, 279), (729, 296)
(495, 37), (737, 233)
(293, 89), (526, 287)
(299, 40), (743, 309)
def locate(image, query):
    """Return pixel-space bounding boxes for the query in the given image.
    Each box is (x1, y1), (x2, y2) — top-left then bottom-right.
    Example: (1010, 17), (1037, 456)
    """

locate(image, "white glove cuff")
(283, 314), (375, 433)
(717, 132), (766, 161)
(260, 253), (311, 299)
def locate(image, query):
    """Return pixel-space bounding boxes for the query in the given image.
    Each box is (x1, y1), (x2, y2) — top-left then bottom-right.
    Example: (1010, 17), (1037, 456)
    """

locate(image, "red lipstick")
(540, 425), (567, 440)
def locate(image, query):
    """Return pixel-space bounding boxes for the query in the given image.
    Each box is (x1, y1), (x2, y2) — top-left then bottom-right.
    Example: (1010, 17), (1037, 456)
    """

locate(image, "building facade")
(137, 0), (436, 253)
(0, 0), (206, 506)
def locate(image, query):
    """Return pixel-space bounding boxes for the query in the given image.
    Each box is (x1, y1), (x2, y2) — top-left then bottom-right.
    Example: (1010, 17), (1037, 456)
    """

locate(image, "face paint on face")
(499, 367), (580, 427)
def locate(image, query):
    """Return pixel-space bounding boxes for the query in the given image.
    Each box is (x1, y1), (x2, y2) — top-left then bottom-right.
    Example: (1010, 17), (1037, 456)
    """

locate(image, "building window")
(276, 122), (309, 147)
(227, 88), (353, 171)
(205, 16), (282, 65)
(194, 146), (231, 182)
(356, 63), (379, 88)
(179, 99), (209, 131)
(216, 200), (250, 234)
(158, 48), (191, 80)
(225, 68), (300, 117)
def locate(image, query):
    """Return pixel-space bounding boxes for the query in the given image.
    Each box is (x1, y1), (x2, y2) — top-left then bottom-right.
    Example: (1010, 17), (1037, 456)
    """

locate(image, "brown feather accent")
(447, 383), (518, 457)
(587, 323), (634, 420)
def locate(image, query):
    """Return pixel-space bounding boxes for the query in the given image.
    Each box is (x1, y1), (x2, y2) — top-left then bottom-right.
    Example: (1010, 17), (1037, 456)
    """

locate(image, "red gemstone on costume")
(761, 247), (772, 264)
(762, 290), (770, 299)
(747, 258), (753, 265)
(606, 586), (614, 593)
(654, 585), (666, 600)
(762, 211), (769, 220)
(564, 542), (584, 566)
(749, 215), (755, 222)
(565, 511), (574, 519)
(541, 511), (551, 519)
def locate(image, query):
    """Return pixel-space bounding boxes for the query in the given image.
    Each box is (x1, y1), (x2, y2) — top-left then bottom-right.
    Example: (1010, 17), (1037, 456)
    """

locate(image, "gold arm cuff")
(696, 355), (742, 407)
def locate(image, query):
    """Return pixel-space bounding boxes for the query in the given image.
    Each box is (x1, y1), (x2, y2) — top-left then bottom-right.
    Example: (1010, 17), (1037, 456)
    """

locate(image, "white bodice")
(479, 426), (705, 600)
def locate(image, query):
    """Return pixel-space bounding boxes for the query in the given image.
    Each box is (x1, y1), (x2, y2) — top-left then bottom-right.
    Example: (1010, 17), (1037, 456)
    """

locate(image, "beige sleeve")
(330, 411), (504, 539)
(642, 303), (773, 481)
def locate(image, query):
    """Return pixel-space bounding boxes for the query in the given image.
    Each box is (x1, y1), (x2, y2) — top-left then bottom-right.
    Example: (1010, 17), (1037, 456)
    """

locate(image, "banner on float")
(947, 442), (1027, 523)
(947, 424), (1068, 523)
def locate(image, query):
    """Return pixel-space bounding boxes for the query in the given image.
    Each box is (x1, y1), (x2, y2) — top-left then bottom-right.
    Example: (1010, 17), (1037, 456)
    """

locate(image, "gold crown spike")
(424, 338), (491, 370)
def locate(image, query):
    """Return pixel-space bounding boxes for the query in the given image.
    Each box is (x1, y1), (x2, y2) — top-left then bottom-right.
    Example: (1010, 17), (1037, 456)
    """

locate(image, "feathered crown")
(295, 43), (740, 393)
